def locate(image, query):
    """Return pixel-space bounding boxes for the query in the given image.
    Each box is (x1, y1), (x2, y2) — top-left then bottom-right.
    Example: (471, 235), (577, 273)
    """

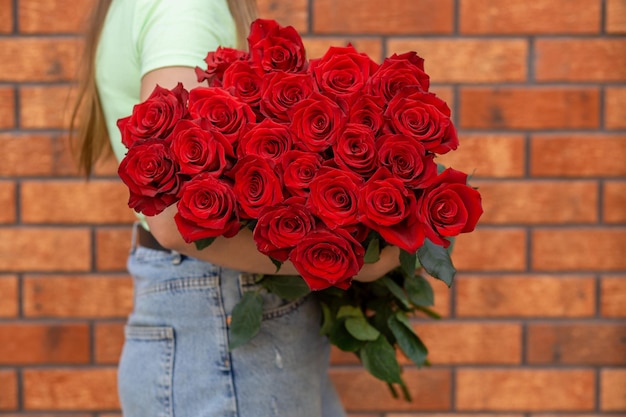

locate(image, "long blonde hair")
(70, 0), (257, 175)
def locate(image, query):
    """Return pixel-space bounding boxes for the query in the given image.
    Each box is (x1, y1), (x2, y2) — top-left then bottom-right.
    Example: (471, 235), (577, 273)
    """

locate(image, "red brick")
(21, 180), (135, 224)
(460, 0), (600, 34)
(607, 0), (626, 33)
(605, 182), (626, 223)
(0, 323), (90, 364)
(0, 414), (92, 417)
(0, 0), (12, 32)
(459, 87), (599, 129)
(23, 275), (133, 318)
(601, 276), (626, 317)
(96, 227), (133, 271)
(0, 38), (81, 82)
(527, 323), (626, 365)
(0, 87), (15, 128)
(456, 275), (596, 318)
(313, 0), (453, 34)
(453, 228), (527, 271)
(0, 370), (17, 410)
(456, 369), (595, 410)
(606, 87), (626, 129)
(414, 322), (521, 365)
(304, 37), (383, 62)
(23, 368), (119, 410)
(601, 369), (626, 411)
(437, 134), (525, 178)
(475, 180), (598, 224)
(257, 0), (307, 32)
(390, 414), (524, 417)
(95, 321), (125, 364)
(531, 134), (626, 177)
(0, 181), (16, 224)
(19, 85), (77, 129)
(0, 228), (90, 272)
(536, 39), (626, 81)
(387, 39), (527, 83)
(18, 0), (96, 33)
(0, 133), (80, 177)
(332, 368), (450, 411)
(532, 228), (626, 271)
(0, 275), (18, 317)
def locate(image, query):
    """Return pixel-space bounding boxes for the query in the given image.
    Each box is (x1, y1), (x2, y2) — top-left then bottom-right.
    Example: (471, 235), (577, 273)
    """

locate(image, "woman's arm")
(140, 66), (399, 280)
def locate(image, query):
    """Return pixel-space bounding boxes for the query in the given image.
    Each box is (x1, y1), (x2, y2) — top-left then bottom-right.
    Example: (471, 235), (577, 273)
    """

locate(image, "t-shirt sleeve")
(133, 0), (237, 78)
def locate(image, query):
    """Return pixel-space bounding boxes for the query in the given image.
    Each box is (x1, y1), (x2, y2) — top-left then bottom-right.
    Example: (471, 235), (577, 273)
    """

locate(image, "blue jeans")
(118, 228), (346, 417)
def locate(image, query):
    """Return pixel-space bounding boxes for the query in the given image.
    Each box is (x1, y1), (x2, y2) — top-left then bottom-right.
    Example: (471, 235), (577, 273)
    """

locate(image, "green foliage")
(193, 237), (216, 250)
(228, 291), (263, 350)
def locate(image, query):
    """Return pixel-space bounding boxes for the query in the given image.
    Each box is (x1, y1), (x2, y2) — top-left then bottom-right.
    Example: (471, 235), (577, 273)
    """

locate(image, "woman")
(72, 1), (400, 415)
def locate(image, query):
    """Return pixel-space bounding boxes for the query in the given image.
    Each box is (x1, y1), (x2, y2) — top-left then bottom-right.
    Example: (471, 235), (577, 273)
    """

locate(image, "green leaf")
(399, 249), (417, 279)
(437, 162), (447, 174)
(337, 305), (363, 319)
(329, 319), (365, 352)
(445, 236), (456, 255)
(228, 291), (263, 350)
(364, 237), (380, 263)
(415, 305), (442, 319)
(381, 276), (410, 309)
(261, 275), (311, 301)
(388, 312), (428, 367)
(345, 316), (380, 341)
(360, 335), (402, 384)
(194, 237), (216, 250)
(270, 258), (283, 273)
(417, 238), (456, 287)
(319, 302), (333, 336)
(404, 274), (434, 307)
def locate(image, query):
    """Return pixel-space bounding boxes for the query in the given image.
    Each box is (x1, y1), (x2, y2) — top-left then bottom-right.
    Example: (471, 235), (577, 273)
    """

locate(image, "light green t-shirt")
(96, 0), (237, 162)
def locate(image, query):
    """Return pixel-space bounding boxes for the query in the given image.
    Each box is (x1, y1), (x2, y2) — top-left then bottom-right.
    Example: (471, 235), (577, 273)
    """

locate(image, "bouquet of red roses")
(118, 18), (482, 400)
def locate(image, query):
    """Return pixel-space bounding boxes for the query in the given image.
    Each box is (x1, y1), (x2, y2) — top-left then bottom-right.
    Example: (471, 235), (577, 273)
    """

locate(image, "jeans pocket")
(118, 326), (175, 417)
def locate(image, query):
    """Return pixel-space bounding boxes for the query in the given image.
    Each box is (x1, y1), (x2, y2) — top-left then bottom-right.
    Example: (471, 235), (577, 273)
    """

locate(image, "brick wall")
(0, 0), (625, 415)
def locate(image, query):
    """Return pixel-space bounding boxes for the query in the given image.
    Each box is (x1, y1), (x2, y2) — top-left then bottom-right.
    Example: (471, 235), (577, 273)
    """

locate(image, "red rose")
(230, 155), (283, 219)
(289, 227), (364, 290)
(358, 168), (424, 253)
(290, 92), (346, 153)
(280, 150), (323, 197)
(307, 167), (363, 229)
(248, 19), (307, 73)
(347, 94), (386, 135)
(333, 123), (379, 178)
(259, 72), (316, 122)
(195, 46), (249, 86)
(237, 119), (293, 163)
(188, 87), (256, 145)
(253, 196), (316, 262)
(117, 83), (188, 148)
(309, 45), (379, 100)
(118, 139), (180, 216)
(174, 174), (240, 243)
(384, 87), (458, 154)
(169, 119), (233, 177)
(368, 51), (430, 102)
(417, 168), (483, 247)
(221, 60), (264, 109)
(377, 133), (438, 189)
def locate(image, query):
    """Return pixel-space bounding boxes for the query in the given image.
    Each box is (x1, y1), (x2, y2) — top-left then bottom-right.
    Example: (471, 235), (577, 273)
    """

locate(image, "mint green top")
(96, 0), (237, 162)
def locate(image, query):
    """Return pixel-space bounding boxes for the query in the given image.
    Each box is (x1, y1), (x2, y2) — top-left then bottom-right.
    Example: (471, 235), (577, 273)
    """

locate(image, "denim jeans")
(117, 229), (346, 417)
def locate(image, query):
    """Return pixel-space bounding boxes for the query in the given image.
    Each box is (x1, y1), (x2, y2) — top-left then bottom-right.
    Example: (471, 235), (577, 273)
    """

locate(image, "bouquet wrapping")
(118, 18), (483, 400)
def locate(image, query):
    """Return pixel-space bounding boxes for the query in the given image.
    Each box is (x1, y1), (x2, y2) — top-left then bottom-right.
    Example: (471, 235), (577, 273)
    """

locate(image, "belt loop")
(130, 221), (140, 254)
